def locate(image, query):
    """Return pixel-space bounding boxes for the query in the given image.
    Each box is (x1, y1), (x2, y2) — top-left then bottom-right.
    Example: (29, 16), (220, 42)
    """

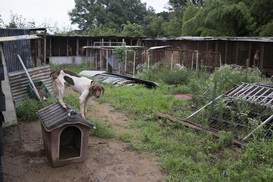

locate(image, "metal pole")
(133, 51), (136, 77)
(17, 55), (40, 99)
(106, 49), (108, 71)
(148, 51), (150, 72)
(125, 50), (127, 74)
(243, 114), (273, 141)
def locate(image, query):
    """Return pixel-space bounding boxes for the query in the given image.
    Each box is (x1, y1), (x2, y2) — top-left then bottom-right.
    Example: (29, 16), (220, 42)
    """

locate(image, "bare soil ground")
(2, 87), (166, 182)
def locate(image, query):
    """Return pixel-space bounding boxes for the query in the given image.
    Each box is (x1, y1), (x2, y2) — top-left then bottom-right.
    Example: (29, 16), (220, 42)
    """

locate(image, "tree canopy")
(68, 0), (150, 31)
(1, 0), (272, 37)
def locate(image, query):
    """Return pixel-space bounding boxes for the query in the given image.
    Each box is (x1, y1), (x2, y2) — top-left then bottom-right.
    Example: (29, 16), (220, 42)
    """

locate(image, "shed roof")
(144, 36), (273, 43)
(37, 102), (94, 132)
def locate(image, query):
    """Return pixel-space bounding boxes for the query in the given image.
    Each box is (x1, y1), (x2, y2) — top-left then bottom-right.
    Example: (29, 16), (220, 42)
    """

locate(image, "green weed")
(117, 131), (133, 142)
(16, 97), (56, 122)
(89, 120), (115, 138)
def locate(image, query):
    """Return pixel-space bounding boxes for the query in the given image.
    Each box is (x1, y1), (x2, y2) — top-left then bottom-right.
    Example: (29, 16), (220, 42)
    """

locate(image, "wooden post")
(260, 43), (264, 70)
(225, 42), (228, 64)
(43, 30), (47, 65)
(236, 42), (239, 65)
(76, 39), (79, 56)
(248, 42), (252, 66)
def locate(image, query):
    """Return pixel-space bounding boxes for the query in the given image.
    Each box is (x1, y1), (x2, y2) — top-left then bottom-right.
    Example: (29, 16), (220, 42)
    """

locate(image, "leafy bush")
(16, 97), (56, 122)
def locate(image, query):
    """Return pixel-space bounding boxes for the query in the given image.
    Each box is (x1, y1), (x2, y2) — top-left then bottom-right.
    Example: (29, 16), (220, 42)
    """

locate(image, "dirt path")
(2, 87), (166, 182)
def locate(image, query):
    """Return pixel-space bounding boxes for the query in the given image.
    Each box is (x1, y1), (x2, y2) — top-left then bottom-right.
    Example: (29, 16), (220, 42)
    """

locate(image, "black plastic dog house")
(37, 102), (95, 167)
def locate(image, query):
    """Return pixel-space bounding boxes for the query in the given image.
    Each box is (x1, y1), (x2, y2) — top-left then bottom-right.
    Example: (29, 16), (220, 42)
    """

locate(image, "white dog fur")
(50, 69), (104, 119)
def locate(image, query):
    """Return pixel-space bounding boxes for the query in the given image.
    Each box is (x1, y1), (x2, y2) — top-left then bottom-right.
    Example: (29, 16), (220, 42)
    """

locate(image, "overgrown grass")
(89, 120), (115, 138)
(50, 63), (92, 74)
(16, 62), (273, 181)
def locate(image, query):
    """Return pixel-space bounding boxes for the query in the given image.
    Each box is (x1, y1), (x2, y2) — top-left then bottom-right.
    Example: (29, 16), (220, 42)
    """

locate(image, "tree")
(144, 14), (165, 37)
(122, 21), (145, 37)
(242, 0), (273, 36)
(69, 0), (149, 31)
(5, 11), (35, 28)
(182, 0), (256, 36)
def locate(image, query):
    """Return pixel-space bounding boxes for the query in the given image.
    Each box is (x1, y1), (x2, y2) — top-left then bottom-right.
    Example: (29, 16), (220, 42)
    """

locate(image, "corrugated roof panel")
(8, 65), (53, 105)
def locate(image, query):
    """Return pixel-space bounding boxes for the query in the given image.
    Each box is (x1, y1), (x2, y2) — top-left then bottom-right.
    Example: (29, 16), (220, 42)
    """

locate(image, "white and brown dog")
(50, 69), (105, 119)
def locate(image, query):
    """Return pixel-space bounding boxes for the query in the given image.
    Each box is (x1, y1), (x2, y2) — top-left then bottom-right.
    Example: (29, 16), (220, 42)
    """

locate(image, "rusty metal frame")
(157, 82), (273, 146)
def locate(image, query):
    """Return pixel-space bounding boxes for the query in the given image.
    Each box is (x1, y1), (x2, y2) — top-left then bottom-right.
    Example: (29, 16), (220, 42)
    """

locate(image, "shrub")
(16, 97), (56, 122)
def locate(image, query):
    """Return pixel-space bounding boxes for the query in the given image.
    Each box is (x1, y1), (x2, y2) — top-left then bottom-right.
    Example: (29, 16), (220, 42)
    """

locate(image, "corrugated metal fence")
(0, 28), (32, 72)
(8, 65), (53, 105)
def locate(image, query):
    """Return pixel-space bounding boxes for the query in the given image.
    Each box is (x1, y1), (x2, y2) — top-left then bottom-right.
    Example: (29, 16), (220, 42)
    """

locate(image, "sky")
(0, 0), (169, 30)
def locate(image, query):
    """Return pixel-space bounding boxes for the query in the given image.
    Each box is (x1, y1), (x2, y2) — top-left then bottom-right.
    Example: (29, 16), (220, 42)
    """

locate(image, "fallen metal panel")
(158, 82), (273, 146)
(157, 113), (245, 147)
(8, 65), (53, 106)
(95, 73), (158, 88)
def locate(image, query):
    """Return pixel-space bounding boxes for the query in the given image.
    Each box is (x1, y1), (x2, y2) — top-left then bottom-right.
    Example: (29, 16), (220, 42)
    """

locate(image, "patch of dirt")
(2, 87), (166, 182)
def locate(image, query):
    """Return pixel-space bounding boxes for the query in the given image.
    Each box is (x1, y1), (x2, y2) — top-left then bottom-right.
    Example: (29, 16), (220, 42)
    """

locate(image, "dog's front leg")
(84, 95), (90, 116)
(79, 93), (88, 119)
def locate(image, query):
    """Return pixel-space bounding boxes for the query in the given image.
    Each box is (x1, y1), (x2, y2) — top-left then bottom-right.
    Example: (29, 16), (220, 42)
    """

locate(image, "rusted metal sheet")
(8, 65), (53, 105)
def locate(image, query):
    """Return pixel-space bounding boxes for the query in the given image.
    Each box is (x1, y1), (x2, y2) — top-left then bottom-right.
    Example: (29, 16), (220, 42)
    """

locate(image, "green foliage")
(50, 63), (91, 74)
(113, 46), (132, 63)
(63, 94), (80, 110)
(122, 21), (145, 37)
(68, 0), (149, 31)
(16, 97), (56, 122)
(17, 63), (273, 181)
(184, 0), (256, 36)
(89, 120), (115, 138)
(117, 131), (133, 142)
(144, 14), (165, 37)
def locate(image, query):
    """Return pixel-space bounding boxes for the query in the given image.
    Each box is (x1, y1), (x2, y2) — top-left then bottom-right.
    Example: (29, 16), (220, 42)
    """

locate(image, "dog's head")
(89, 81), (105, 98)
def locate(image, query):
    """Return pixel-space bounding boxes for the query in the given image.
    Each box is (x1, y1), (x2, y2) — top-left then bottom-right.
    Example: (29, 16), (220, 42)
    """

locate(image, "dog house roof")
(37, 102), (94, 132)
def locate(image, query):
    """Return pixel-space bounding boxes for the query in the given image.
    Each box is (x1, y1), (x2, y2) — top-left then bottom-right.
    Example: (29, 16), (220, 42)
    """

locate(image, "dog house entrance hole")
(59, 126), (82, 160)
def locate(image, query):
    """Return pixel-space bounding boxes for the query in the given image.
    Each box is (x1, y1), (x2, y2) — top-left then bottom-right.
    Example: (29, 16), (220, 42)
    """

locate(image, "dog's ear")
(89, 85), (93, 95)
(101, 85), (105, 95)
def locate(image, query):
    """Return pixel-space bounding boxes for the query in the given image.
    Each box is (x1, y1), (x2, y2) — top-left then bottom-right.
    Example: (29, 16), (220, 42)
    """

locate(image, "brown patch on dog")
(63, 69), (81, 78)
(50, 69), (81, 79)
(64, 76), (74, 85)
(50, 69), (61, 80)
